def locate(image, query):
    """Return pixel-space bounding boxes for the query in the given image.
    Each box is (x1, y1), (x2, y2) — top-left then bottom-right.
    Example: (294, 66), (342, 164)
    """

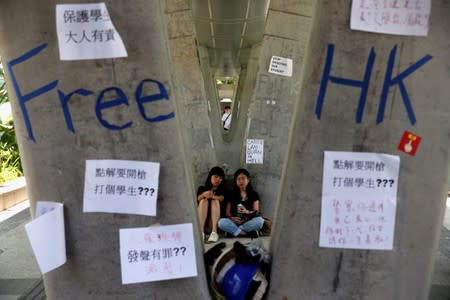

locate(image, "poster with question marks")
(119, 223), (197, 284)
(83, 159), (159, 216)
(319, 151), (400, 250)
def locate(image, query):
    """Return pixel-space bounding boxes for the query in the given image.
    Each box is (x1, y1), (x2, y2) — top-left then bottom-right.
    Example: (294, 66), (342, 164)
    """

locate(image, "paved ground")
(0, 201), (41, 300)
(430, 198), (450, 300)
(0, 200), (448, 299)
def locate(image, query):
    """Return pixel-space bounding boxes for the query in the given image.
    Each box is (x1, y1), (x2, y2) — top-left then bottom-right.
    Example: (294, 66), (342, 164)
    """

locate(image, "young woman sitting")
(218, 168), (264, 237)
(197, 166), (226, 243)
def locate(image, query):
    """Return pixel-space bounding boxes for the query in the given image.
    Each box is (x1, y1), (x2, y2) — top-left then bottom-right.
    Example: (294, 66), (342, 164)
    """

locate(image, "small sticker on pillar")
(397, 131), (421, 156)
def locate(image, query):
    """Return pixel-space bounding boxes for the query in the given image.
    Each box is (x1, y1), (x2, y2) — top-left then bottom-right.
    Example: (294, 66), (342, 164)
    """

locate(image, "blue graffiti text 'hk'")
(316, 43), (432, 125)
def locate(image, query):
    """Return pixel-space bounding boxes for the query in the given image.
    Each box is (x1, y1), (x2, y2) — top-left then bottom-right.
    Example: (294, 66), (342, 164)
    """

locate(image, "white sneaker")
(207, 232), (219, 243)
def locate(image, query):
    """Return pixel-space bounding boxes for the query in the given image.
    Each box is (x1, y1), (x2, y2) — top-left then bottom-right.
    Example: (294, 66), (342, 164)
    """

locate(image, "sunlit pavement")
(429, 199), (450, 300)
(0, 201), (40, 300)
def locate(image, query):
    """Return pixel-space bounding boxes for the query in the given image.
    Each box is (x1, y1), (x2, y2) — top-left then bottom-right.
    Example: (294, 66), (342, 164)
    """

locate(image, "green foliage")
(216, 78), (236, 85)
(0, 58), (23, 183)
(0, 62), (7, 104)
(0, 122), (23, 183)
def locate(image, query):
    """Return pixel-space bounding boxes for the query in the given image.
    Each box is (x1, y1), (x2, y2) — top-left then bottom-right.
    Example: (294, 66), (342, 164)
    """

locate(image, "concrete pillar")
(164, 0), (218, 188)
(269, 1), (450, 299)
(0, 1), (209, 299)
(243, 1), (315, 218)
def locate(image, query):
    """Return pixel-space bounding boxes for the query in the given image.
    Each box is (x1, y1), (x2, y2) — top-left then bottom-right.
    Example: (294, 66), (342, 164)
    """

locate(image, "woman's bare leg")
(197, 199), (209, 232)
(210, 199), (220, 233)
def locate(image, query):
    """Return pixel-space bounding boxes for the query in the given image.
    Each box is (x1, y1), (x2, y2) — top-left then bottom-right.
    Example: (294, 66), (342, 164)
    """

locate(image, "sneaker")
(207, 232), (219, 243)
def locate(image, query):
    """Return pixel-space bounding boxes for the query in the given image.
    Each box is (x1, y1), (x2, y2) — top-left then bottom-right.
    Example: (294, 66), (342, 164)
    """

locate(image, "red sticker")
(397, 131), (421, 156)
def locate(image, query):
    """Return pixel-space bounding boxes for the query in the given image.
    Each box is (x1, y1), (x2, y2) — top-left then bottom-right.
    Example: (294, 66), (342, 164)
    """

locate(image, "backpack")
(260, 216), (272, 236)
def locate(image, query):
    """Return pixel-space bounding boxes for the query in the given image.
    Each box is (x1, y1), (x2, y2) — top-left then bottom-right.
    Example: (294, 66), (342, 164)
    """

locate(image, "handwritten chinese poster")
(25, 202), (66, 274)
(83, 160), (160, 216)
(350, 0), (431, 36)
(56, 3), (128, 60)
(319, 151), (400, 250)
(246, 139), (264, 164)
(119, 223), (198, 284)
(268, 56), (293, 77)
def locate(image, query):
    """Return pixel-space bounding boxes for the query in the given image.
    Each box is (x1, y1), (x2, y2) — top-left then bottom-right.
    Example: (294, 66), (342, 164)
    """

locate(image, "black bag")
(241, 211), (261, 222)
(260, 216), (272, 236)
(222, 113), (231, 129)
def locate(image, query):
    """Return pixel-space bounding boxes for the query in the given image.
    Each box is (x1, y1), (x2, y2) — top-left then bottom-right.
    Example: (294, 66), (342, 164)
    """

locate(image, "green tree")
(0, 58), (23, 183)
(0, 60), (7, 104)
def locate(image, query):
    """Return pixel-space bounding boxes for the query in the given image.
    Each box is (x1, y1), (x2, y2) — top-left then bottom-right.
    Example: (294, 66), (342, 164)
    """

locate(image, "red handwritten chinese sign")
(350, 0), (431, 36)
(120, 223), (197, 284)
(319, 151), (400, 250)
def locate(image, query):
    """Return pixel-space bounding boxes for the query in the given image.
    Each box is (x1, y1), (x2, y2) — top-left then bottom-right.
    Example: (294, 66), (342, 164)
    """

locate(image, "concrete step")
(0, 177), (28, 212)
(17, 278), (46, 300)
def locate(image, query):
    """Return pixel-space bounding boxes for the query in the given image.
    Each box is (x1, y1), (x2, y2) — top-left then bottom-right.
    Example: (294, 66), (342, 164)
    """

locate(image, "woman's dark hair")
(204, 166), (225, 189)
(233, 168), (255, 193)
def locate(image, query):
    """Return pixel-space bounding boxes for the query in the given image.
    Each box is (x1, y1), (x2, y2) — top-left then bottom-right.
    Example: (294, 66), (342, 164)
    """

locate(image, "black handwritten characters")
(246, 139), (264, 164)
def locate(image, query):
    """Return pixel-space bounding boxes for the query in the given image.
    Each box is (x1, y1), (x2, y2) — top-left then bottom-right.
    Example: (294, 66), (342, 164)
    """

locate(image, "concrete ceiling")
(192, 0), (270, 77)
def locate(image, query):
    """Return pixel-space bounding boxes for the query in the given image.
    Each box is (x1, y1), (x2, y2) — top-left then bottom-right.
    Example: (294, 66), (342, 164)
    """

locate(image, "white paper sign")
(350, 0), (431, 36)
(25, 202), (67, 274)
(246, 139), (264, 164)
(119, 223), (198, 284)
(56, 3), (128, 60)
(268, 56), (293, 77)
(83, 160), (160, 216)
(319, 151), (400, 250)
